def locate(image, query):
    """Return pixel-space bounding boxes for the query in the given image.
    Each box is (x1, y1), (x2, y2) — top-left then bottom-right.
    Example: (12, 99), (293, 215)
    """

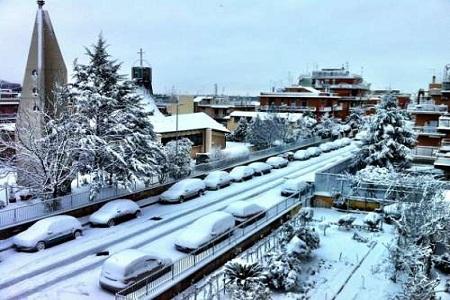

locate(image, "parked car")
(340, 137), (351, 146)
(248, 162), (272, 176)
(294, 149), (309, 161)
(90, 199), (141, 227)
(266, 156), (288, 168)
(224, 201), (265, 225)
(330, 140), (341, 150)
(204, 170), (232, 190)
(229, 166), (255, 182)
(319, 142), (333, 152)
(281, 179), (309, 196)
(13, 215), (82, 251)
(278, 151), (294, 161)
(305, 147), (321, 157)
(99, 249), (172, 292)
(159, 178), (206, 203)
(174, 211), (235, 253)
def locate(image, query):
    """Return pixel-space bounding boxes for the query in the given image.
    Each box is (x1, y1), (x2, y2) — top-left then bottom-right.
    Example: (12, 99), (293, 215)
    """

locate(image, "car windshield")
(28, 220), (50, 233)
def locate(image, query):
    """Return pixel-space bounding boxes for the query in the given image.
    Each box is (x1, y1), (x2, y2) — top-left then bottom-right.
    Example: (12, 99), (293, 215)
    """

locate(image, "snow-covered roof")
(150, 112), (229, 133)
(228, 111), (303, 122)
(260, 92), (339, 99)
(193, 96), (213, 103)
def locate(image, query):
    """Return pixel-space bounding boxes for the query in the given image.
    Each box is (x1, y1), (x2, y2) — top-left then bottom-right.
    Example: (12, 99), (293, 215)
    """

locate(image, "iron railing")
(115, 190), (313, 300)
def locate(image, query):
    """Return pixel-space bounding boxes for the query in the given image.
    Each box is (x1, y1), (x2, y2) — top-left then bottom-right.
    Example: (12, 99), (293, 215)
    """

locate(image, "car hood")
(90, 212), (112, 223)
(160, 190), (181, 199)
(175, 232), (211, 250)
(13, 231), (42, 246)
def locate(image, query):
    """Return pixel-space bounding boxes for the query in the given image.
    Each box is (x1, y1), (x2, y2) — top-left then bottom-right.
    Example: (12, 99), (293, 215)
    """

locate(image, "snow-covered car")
(330, 140), (341, 150)
(229, 166), (254, 182)
(159, 178), (206, 203)
(13, 215), (82, 251)
(99, 249), (172, 292)
(340, 137), (351, 146)
(89, 199), (141, 227)
(278, 151), (294, 161)
(248, 162), (272, 176)
(224, 201), (265, 225)
(174, 211), (235, 253)
(305, 147), (321, 157)
(266, 156), (288, 169)
(204, 170), (232, 190)
(281, 179), (309, 196)
(294, 149), (309, 161)
(319, 142), (333, 152)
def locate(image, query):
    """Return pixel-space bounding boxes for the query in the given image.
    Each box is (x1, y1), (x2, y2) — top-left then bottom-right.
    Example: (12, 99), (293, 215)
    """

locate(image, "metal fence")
(0, 138), (323, 230)
(115, 190), (313, 300)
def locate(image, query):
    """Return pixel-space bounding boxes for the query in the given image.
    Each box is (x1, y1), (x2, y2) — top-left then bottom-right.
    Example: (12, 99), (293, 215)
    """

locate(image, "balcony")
(438, 116), (450, 130)
(259, 105), (316, 112)
(407, 103), (448, 114)
(413, 126), (445, 137)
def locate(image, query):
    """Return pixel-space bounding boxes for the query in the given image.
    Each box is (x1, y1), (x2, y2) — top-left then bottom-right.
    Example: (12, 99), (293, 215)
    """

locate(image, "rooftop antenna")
(360, 66), (364, 77)
(37, 0), (45, 9)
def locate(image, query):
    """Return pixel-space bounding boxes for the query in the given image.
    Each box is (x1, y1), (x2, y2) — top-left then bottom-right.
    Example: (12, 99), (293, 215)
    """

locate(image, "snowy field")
(0, 144), (358, 299)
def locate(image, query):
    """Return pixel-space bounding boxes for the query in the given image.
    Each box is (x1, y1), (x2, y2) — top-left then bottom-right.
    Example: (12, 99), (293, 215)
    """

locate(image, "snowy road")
(0, 144), (357, 299)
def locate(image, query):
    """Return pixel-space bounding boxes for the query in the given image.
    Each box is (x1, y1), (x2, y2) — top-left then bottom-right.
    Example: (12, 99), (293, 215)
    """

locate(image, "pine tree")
(246, 115), (272, 150)
(345, 107), (366, 137)
(353, 94), (416, 171)
(70, 35), (162, 196)
(228, 117), (249, 142)
(163, 138), (193, 180)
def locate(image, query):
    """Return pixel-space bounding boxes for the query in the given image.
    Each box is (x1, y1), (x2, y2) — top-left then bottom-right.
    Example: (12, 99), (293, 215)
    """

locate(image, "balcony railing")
(407, 103), (448, 113)
(411, 146), (439, 158)
(259, 105), (316, 112)
(413, 126), (444, 136)
(438, 117), (450, 129)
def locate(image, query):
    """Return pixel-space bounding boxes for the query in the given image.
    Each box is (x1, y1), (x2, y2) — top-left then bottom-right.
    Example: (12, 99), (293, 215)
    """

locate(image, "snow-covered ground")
(0, 144), (358, 299)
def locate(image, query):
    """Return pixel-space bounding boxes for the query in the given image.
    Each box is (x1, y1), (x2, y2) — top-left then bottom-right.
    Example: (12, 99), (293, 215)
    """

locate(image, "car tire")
(107, 219), (115, 227)
(73, 230), (82, 239)
(135, 210), (142, 218)
(36, 241), (46, 251)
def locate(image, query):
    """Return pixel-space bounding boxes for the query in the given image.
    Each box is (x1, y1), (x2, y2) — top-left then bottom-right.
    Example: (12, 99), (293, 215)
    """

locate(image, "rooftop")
(150, 112), (229, 133)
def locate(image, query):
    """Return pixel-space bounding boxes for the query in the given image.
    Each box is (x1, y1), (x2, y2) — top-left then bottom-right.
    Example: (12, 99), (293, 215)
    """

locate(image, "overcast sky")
(0, 0), (449, 95)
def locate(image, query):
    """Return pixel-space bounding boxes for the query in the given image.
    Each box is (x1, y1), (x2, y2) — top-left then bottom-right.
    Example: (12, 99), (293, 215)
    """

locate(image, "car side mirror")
(47, 231), (53, 235)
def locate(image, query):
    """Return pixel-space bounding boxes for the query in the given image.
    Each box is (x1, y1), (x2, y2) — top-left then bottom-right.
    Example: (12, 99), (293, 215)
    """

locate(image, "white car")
(319, 142), (333, 152)
(13, 215), (82, 251)
(99, 249), (172, 292)
(248, 162), (272, 176)
(159, 178), (206, 203)
(174, 211), (235, 253)
(281, 179), (309, 196)
(278, 151), (294, 161)
(294, 149), (309, 161)
(204, 170), (232, 190)
(306, 147), (321, 157)
(266, 156), (288, 168)
(330, 140), (341, 150)
(89, 199), (141, 227)
(340, 137), (351, 146)
(225, 201), (265, 225)
(229, 166), (255, 182)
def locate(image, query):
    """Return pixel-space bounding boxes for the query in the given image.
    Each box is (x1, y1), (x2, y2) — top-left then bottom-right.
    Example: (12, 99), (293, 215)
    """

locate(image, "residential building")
(150, 112), (229, 157)
(154, 94), (194, 116)
(0, 82), (21, 123)
(226, 111), (303, 131)
(259, 85), (343, 120)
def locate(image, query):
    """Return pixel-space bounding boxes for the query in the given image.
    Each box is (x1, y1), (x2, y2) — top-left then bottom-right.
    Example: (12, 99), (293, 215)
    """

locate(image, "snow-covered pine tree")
(70, 35), (162, 195)
(246, 115), (272, 150)
(163, 138), (193, 180)
(353, 94), (416, 171)
(345, 107), (366, 137)
(228, 117), (249, 142)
